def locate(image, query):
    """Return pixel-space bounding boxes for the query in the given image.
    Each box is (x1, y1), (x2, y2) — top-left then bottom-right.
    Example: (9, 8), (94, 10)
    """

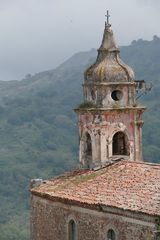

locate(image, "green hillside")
(0, 36), (160, 239)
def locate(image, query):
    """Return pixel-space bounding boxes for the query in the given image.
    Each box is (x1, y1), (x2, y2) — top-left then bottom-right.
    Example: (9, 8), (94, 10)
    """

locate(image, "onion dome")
(85, 22), (135, 83)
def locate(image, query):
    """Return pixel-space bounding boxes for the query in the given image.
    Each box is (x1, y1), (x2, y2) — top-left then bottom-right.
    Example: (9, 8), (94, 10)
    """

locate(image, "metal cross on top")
(105, 10), (110, 25)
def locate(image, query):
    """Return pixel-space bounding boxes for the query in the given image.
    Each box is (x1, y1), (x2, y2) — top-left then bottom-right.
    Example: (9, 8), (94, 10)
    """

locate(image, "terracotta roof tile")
(31, 160), (160, 216)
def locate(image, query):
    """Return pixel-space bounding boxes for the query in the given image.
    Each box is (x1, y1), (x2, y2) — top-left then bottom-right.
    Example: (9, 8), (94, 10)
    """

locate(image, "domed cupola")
(85, 22), (134, 83)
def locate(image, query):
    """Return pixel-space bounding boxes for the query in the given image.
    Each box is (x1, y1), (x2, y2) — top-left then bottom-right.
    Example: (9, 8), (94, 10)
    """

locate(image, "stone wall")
(31, 195), (156, 240)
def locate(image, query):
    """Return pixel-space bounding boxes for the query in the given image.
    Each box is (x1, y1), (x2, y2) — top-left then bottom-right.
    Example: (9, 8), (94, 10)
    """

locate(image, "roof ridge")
(124, 160), (160, 167)
(50, 168), (90, 181)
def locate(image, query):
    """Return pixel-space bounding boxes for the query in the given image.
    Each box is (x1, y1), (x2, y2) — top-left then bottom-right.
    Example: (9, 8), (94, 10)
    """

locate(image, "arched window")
(68, 220), (77, 240)
(107, 229), (116, 240)
(112, 131), (129, 156)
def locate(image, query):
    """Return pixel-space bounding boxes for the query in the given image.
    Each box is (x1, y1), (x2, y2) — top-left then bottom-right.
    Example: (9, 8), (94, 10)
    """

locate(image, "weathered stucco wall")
(79, 109), (143, 168)
(83, 84), (136, 108)
(31, 195), (156, 240)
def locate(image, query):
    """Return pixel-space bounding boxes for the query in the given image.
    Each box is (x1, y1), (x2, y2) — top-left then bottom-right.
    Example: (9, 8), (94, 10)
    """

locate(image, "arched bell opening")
(83, 132), (92, 168)
(112, 131), (129, 156)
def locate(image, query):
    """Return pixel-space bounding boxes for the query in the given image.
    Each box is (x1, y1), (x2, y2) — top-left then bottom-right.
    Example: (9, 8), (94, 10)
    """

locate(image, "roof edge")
(31, 191), (159, 218)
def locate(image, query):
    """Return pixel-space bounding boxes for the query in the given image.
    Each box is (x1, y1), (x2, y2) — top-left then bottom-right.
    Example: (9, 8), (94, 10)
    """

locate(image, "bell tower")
(75, 13), (146, 169)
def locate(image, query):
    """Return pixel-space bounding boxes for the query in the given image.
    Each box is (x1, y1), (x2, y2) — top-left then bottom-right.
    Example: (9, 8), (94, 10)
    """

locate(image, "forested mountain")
(0, 36), (160, 239)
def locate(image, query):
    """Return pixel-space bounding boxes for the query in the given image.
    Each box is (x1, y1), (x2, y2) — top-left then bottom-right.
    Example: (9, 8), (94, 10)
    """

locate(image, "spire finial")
(105, 10), (110, 25)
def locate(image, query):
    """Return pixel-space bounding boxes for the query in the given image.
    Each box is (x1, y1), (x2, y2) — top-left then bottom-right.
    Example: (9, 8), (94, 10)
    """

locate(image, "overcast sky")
(0, 0), (160, 80)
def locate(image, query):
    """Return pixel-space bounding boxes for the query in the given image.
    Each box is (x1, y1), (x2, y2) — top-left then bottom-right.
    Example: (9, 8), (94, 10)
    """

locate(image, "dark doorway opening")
(112, 131), (129, 155)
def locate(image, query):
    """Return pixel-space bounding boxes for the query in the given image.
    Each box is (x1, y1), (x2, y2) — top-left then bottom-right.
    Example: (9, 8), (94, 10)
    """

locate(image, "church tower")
(75, 12), (146, 169)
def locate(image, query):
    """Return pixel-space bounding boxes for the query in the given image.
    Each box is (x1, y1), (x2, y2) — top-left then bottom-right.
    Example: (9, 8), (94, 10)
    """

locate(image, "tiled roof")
(31, 160), (160, 216)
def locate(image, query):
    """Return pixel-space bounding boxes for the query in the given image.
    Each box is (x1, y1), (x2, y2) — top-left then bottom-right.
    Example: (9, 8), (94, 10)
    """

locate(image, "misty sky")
(0, 0), (160, 80)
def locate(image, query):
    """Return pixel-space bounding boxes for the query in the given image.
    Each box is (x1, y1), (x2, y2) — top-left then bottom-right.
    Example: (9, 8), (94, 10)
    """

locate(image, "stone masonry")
(31, 196), (156, 240)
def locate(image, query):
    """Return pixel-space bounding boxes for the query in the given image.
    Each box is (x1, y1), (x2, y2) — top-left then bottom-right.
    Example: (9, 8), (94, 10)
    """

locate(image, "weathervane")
(105, 10), (110, 25)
